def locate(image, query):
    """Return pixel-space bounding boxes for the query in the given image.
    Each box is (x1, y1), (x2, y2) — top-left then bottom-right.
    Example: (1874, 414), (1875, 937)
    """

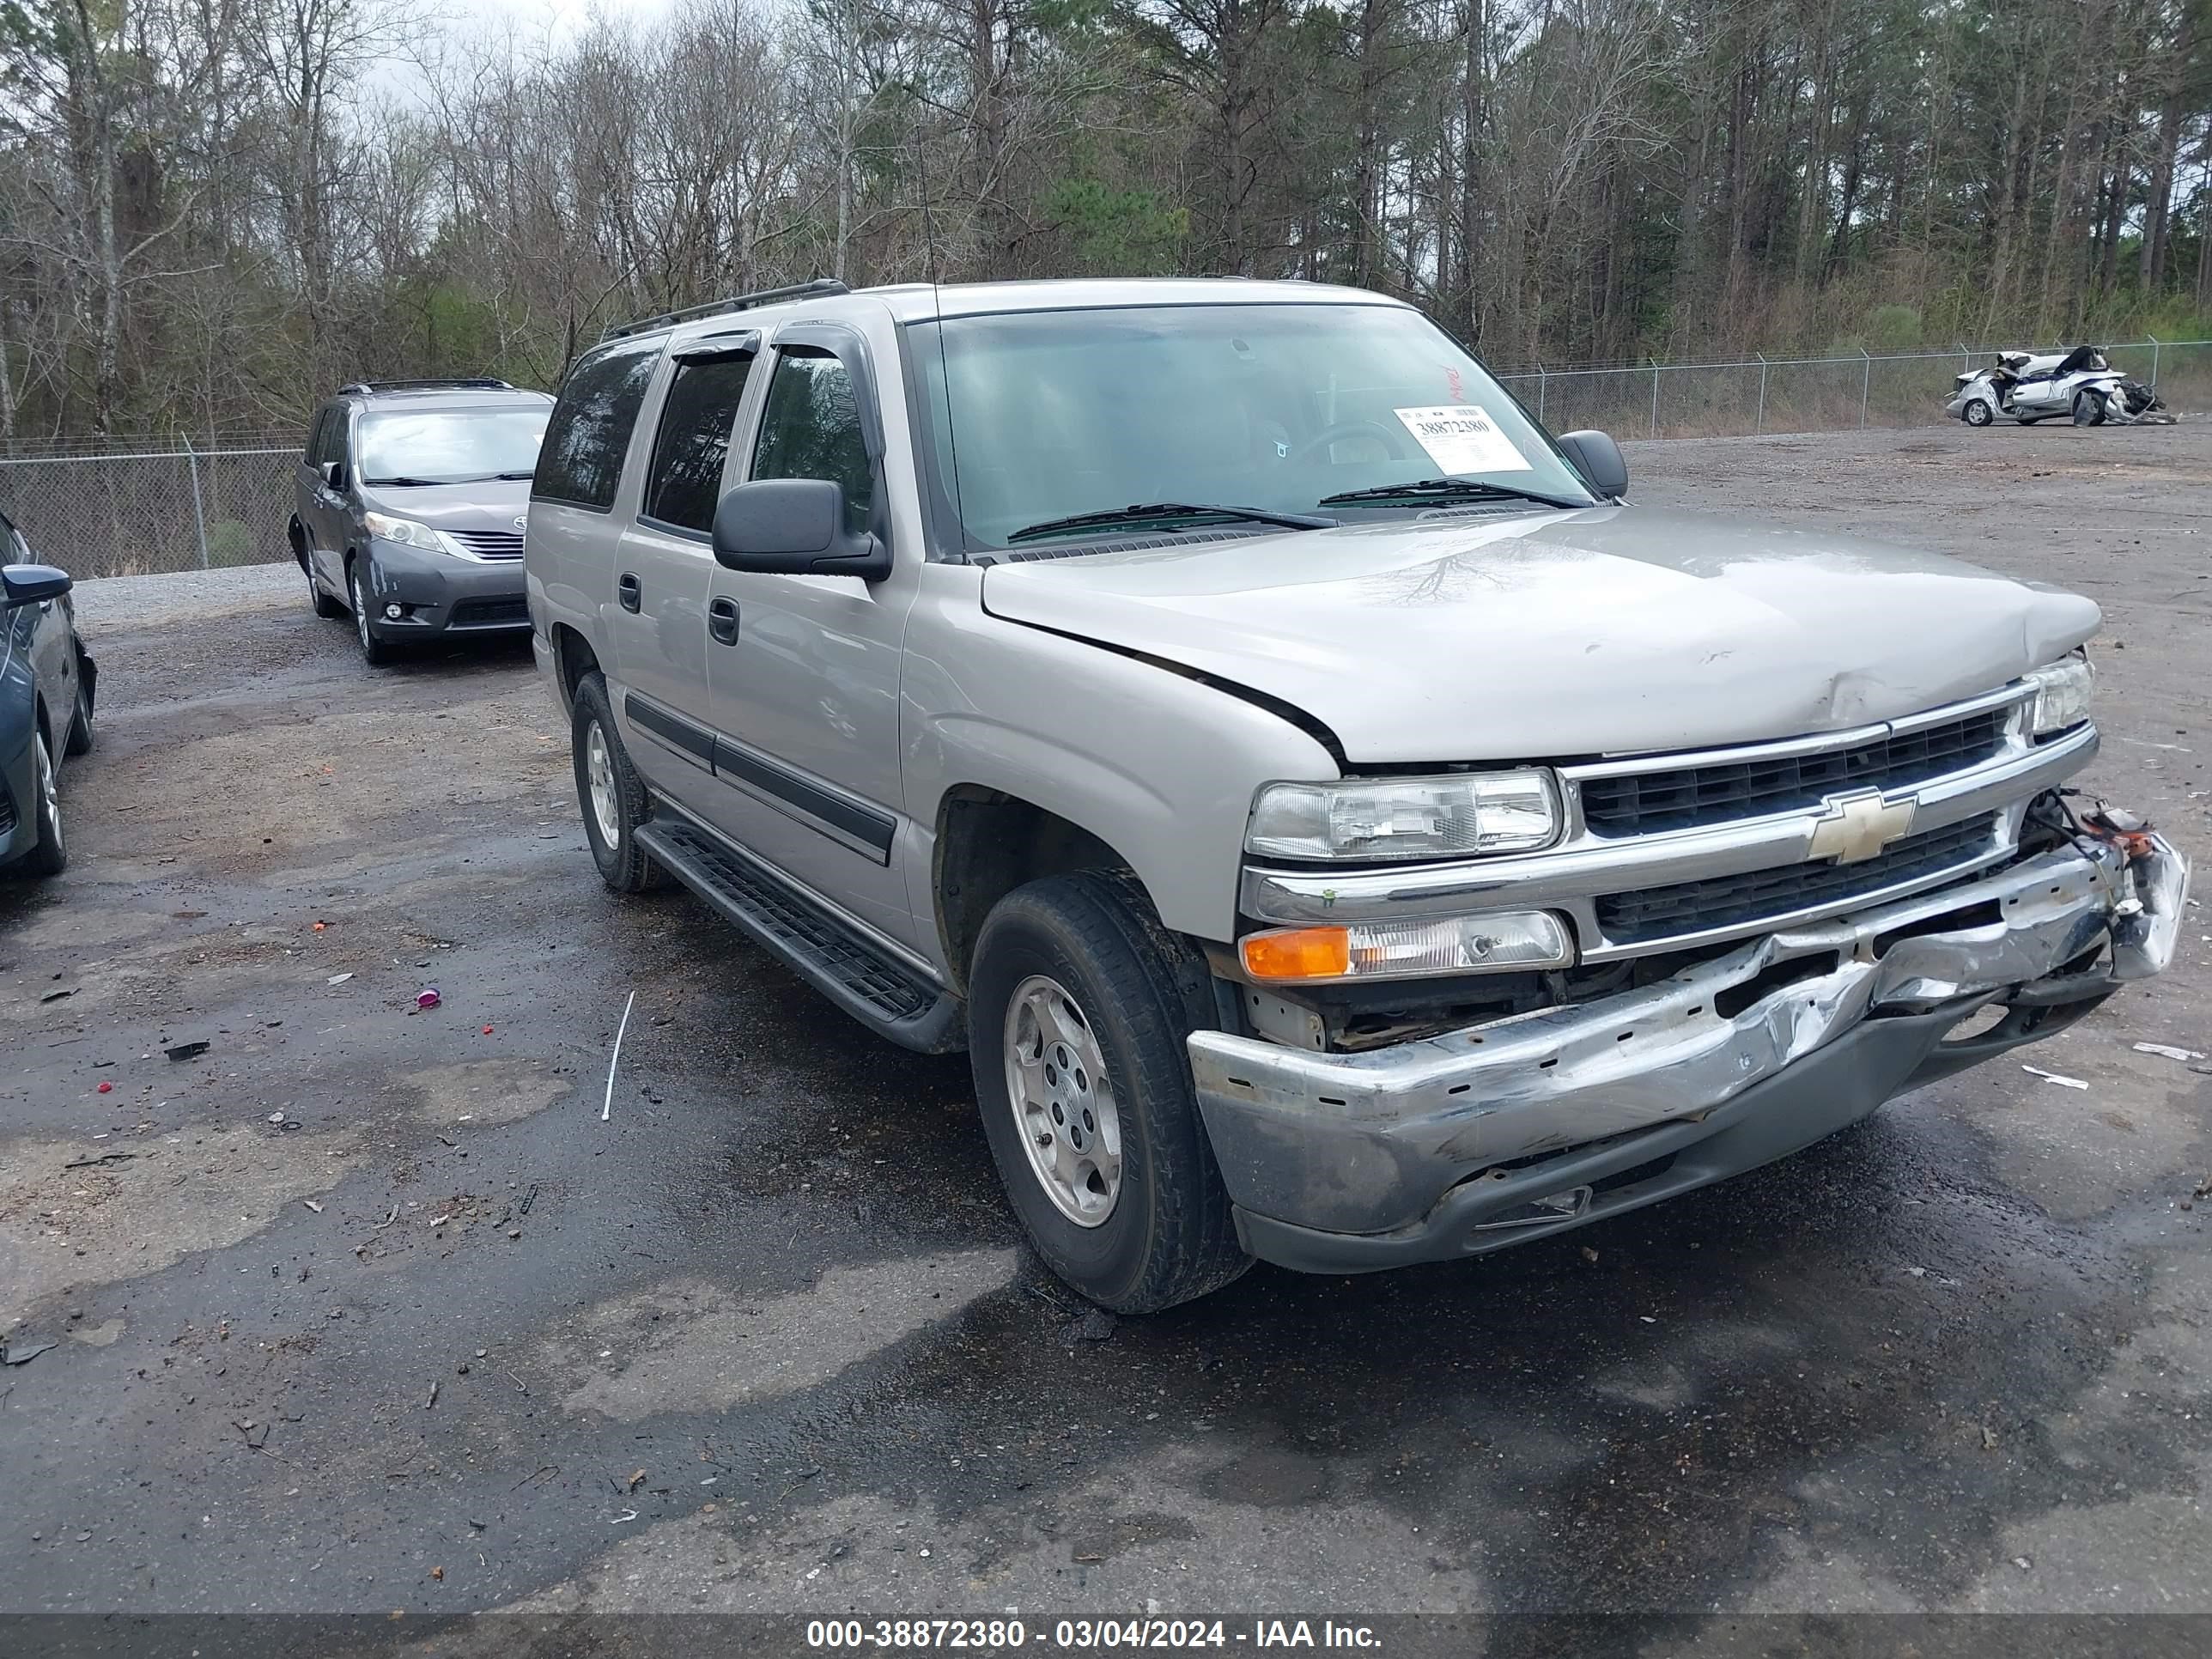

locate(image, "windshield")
(909, 302), (1594, 550)
(357, 407), (549, 484)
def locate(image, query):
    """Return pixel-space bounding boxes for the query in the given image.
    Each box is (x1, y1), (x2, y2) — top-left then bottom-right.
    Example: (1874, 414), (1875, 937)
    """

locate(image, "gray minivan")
(291, 380), (554, 665)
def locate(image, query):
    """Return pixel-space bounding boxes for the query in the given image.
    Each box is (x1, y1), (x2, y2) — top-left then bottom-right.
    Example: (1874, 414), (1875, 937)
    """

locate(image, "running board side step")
(635, 817), (965, 1054)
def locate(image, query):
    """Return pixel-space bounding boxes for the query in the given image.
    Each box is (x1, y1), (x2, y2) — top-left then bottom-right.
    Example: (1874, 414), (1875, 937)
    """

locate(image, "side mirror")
(320, 460), (344, 492)
(1555, 429), (1628, 500)
(710, 479), (891, 581)
(2, 562), (71, 607)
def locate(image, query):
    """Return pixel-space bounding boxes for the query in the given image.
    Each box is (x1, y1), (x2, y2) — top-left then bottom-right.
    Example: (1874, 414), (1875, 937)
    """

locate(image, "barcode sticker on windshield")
(1392, 405), (1532, 475)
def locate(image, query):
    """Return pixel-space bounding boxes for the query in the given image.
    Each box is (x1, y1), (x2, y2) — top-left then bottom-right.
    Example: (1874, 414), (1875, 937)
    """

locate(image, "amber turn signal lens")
(1241, 927), (1352, 981)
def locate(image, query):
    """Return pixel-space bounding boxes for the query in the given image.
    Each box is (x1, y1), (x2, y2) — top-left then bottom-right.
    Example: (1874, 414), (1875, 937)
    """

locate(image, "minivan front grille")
(450, 597), (530, 628)
(1577, 707), (2012, 836)
(445, 529), (526, 560)
(1594, 813), (2004, 945)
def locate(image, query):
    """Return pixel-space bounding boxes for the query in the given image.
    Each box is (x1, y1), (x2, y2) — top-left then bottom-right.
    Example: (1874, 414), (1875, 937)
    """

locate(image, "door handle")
(708, 597), (740, 644)
(617, 573), (642, 613)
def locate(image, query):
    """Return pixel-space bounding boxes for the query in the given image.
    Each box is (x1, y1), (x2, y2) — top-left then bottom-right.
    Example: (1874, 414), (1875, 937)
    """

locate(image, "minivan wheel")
(15, 730), (66, 878)
(308, 565), (345, 620)
(968, 872), (1249, 1313)
(570, 672), (663, 894)
(348, 561), (395, 665)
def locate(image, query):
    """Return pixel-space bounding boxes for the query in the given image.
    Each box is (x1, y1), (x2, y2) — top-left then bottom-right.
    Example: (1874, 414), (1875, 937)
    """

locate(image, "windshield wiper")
(1005, 501), (1335, 545)
(362, 475), (448, 487)
(494, 470), (536, 481)
(1318, 477), (1588, 511)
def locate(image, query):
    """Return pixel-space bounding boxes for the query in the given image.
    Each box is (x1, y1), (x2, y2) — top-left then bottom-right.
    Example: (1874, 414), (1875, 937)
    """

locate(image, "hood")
(979, 507), (2100, 763)
(357, 477), (532, 531)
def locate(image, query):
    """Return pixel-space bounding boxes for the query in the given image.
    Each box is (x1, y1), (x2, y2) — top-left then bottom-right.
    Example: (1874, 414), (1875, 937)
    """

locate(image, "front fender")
(901, 566), (1338, 945)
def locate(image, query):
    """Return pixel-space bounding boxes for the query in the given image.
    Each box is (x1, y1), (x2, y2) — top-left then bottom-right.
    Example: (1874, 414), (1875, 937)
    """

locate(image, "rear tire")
(968, 872), (1249, 1313)
(571, 671), (664, 894)
(2072, 391), (2106, 427)
(15, 730), (65, 878)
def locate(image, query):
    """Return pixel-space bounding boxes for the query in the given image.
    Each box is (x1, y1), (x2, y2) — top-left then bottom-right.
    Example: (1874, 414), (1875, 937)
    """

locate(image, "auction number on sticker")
(807, 1620), (1030, 1649)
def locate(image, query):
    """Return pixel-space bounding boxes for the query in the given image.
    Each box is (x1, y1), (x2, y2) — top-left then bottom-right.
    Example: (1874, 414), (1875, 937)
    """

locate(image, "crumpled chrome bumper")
(1189, 833), (2188, 1264)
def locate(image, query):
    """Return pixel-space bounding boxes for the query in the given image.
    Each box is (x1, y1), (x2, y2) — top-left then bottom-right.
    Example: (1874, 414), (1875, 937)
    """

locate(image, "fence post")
(1650, 359), (1660, 439)
(1756, 355), (1769, 434)
(182, 434), (211, 571)
(1858, 349), (1871, 429)
(1536, 363), (1547, 423)
(2148, 334), (2160, 390)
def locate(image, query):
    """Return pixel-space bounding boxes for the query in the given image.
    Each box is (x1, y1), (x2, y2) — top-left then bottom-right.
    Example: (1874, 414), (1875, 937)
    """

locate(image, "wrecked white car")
(1948, 346), (2172, 427)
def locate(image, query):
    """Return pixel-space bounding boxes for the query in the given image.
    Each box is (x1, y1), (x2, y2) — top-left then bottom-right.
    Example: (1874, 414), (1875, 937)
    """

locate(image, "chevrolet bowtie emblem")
(1808, 791), (1915, 864)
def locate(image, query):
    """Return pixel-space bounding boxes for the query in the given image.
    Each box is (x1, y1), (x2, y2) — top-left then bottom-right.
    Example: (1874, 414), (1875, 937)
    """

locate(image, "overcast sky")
(369, 0), (680, 106)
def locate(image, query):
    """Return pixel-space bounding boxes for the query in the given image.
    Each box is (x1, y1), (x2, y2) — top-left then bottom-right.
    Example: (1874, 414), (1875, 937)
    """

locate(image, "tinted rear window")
(533, 339), (663, 511)
(643, 355), (756, 534)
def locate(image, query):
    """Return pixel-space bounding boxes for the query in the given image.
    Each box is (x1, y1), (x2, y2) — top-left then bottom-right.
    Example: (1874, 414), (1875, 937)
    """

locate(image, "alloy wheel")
(1002, 975), (1122, 1226)
(585, 719), (622, 849)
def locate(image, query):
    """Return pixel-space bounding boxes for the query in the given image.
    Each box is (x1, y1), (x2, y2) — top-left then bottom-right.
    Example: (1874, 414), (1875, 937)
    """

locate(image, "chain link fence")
(2, 340), (2204, 580)
(1492, 338), (2212, 441)
(0, 441), (298, 580)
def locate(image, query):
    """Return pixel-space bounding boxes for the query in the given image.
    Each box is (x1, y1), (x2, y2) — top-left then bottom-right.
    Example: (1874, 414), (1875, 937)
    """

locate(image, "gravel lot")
(2, 422), (2208, 1647)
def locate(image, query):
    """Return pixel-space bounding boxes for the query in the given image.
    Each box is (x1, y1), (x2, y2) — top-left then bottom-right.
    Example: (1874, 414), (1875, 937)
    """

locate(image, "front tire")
(1962, 399), (1995, 428)
(2072, 391), (2106, 427)
(570, 672), (663, 893)
(15, 730), (65, 878)
(968, 872), (1249, 1313)
(348, 560), (396, 665)
(64, 674), (93, 757)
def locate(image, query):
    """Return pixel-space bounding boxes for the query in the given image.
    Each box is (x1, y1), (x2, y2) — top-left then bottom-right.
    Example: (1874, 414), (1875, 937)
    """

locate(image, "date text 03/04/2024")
(805, 1619), (1384, 1650)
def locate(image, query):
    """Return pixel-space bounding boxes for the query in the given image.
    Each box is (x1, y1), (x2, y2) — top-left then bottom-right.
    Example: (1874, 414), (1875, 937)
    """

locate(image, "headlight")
(2025, 654), (2094, 736)
(363, 512), (449, 551)
(1241, 911), (1573, 982)
(1246, 772), (1561, 862)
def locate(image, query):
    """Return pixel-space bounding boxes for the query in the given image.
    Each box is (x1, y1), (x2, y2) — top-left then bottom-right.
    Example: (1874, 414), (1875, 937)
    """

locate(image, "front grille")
(450, 597), (530, 628)
(446, 529), (526, 560)
(1578, 707), (2011, 836)
(1595, 813), (2002, 945)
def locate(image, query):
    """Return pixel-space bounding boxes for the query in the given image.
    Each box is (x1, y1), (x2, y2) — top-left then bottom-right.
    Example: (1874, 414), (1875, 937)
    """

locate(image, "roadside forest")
(2, 0), (2208, 439)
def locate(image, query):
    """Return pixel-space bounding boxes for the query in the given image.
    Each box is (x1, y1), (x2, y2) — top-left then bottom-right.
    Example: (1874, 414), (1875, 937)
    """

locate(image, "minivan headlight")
(1246, 772), (1561, 862)
(364, 512), (449, 551)
(2024, 653), (2094, 736)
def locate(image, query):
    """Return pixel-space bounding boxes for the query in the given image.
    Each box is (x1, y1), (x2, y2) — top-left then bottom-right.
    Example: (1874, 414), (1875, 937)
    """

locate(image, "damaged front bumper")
(1189, 832), (2189, 1273)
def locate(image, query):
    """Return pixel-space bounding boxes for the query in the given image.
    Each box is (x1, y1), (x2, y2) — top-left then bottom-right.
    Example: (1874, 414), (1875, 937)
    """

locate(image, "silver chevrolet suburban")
(526, 276), (2188, 1311)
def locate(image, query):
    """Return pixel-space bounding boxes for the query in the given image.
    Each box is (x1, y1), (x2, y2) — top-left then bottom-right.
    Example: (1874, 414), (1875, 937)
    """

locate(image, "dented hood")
(979, 506), (2100, 763)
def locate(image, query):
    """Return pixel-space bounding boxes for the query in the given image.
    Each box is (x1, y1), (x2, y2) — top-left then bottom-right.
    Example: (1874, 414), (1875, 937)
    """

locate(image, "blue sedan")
(2, 525), (95, 877)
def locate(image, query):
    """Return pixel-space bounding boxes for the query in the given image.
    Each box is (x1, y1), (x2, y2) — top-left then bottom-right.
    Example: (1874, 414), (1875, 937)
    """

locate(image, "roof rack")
(337, 378), (519, 395)
(600, 279), (851, 341)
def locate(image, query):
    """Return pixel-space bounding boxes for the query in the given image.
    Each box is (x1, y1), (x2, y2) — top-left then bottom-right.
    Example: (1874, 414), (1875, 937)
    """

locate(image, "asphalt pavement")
(1, 422), (2208, 1650)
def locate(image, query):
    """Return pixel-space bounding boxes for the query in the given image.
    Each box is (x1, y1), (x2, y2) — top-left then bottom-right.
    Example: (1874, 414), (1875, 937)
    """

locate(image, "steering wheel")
(1287, 420), (1416, 467)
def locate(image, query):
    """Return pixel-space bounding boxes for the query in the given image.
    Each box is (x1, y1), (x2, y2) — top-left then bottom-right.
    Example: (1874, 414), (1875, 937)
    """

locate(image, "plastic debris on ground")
(2, 1335), (56, 1366)
(2134, 1042), (2206, 1062)
(415, 988), (441, 1011)
(2021, 1065), (2090, 1090)
(164, 1041), (210, 1062)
